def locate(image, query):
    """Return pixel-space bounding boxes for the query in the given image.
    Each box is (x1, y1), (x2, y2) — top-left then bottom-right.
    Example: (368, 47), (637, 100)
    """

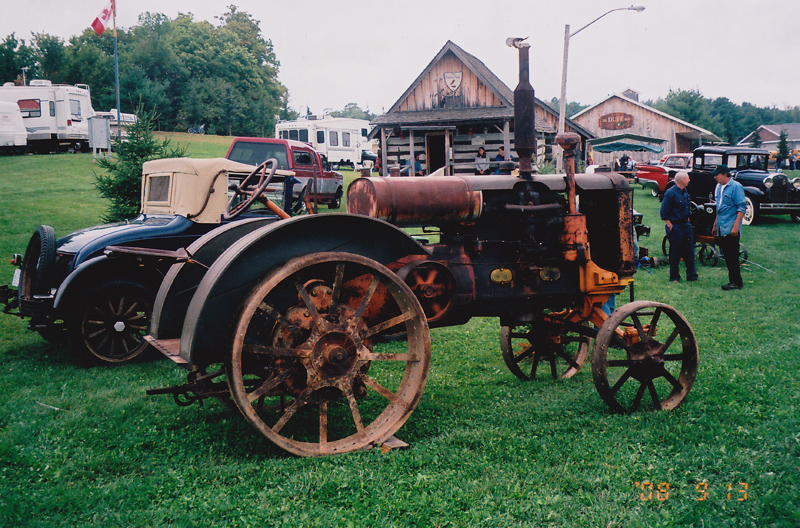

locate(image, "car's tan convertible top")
(140, 157), (293, 223)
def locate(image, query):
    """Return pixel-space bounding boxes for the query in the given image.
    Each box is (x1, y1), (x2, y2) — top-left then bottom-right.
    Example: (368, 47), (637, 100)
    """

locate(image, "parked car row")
(636, 146), (800, 224)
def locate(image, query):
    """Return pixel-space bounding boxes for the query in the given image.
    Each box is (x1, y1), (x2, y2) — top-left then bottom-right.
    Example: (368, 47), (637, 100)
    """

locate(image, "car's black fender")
(53, 254), (165, 315)
(153, 214), (430, 368)
(742, 186), (764, 197)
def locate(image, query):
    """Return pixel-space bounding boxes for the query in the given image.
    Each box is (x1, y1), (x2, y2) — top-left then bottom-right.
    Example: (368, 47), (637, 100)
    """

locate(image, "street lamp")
(556, 5), (645, 172)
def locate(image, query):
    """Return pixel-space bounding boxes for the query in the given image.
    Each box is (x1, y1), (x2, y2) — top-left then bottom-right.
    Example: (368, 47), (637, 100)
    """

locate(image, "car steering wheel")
(224, 158), (278, 220)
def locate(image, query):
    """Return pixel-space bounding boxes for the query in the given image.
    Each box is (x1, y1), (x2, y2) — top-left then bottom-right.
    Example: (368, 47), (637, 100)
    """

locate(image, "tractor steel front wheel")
(591, 301), (698, 413)
(227, 252), (431, 456)
(501, 320), (590, 381)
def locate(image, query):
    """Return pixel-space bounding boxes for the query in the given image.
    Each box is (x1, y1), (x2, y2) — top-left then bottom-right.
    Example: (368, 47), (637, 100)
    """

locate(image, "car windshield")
(664, 157), (688, 169)
(227, 142), (290, 170)
(694, 153), (722, 171)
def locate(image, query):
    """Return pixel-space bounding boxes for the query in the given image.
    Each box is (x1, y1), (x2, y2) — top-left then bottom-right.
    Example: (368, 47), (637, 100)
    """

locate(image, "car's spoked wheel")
(591, 301), (698, 413)
(73, 280), (153, 364)
(227, 252), (431, 456)
(501, 319), (591, 381)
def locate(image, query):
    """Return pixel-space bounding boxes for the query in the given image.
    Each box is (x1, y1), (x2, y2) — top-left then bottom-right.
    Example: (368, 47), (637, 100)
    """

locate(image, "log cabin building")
(370, 40), (593, 176)
(571, 90), (721, 167)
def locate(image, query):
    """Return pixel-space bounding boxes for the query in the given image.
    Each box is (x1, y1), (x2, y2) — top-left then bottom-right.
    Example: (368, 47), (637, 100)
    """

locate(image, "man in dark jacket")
(660, 171), (698, 282)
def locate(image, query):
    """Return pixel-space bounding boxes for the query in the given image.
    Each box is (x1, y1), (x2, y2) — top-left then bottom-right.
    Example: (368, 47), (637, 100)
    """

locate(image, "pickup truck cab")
(635, 153), (692, 199)
(225, 137), (344, 210)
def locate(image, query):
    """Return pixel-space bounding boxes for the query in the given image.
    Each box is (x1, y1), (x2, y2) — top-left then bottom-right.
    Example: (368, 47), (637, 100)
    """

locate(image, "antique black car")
(677, 146), (800, 224)
(1, 158), (291, 364)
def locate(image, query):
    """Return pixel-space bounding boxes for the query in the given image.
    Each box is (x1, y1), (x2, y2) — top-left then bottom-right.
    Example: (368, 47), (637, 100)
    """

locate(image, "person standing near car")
(711, 164), (747, 290)
(660, 171), (698, 282)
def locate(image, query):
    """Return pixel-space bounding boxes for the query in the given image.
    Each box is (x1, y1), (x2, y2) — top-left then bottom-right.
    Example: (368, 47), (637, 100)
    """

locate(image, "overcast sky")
(2, 0), (799, 116)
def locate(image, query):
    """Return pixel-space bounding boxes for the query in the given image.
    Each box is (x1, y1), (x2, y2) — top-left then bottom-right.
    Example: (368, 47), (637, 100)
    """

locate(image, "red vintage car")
(635, 153), (692, 199)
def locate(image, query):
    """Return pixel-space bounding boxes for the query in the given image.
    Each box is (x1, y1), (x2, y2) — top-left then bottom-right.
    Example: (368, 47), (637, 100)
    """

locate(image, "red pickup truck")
(225, 137), (344, 210)
(635, 153), (692, 199)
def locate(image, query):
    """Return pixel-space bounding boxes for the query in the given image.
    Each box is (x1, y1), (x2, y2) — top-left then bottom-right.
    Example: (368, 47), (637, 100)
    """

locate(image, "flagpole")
(113, 0), (121, 125)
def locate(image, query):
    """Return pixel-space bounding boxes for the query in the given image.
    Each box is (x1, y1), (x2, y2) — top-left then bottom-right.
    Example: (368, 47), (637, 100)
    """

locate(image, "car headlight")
(763, 175), (773, 188)
(793, 177), (800, 190)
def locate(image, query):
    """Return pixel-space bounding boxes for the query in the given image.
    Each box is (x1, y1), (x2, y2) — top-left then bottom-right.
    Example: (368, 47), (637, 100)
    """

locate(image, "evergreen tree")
(750, 130), (763, 148)
(95, 107), (186, 222)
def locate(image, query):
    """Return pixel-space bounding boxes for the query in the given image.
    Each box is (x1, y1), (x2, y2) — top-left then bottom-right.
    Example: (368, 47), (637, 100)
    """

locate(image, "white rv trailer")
(0, 101), (27, 154)
(275, 116), (372, 169)
(0, 80), (95, 152)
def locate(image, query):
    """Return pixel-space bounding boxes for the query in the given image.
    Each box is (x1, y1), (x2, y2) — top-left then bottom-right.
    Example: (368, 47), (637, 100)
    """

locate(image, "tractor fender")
(150, 216), (277, 340)
(174, 214), (429, 367)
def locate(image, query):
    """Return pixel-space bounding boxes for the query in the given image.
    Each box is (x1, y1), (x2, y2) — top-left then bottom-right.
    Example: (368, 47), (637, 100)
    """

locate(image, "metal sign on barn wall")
(599, 112), (634, 131)
(444, 72), (463, 92)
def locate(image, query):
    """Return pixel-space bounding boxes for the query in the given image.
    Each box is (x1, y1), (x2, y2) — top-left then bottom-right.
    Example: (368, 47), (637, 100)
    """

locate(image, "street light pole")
(556, 5), (645, 172)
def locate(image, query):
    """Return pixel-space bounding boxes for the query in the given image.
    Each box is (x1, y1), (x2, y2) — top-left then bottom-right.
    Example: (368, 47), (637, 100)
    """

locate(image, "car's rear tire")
(19, 225), (56, 300)
(68, 279), (155, 365)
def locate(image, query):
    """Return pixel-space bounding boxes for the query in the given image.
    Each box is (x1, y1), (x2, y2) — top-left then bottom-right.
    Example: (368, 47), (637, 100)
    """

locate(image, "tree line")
(551, 89), (800, 146)
(0, 6), (297, 136)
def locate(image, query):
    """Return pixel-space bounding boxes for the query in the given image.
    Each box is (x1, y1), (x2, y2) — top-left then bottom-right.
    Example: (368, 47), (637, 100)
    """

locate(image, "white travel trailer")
(0, 101), (27, 154)
(0, 80), (95, 152)
(275, 116), (373, 169)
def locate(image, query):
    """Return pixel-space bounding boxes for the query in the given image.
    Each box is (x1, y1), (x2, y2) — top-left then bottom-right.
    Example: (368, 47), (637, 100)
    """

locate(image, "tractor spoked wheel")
(227, 252), (431, 456)
(591, 301), (698, 413)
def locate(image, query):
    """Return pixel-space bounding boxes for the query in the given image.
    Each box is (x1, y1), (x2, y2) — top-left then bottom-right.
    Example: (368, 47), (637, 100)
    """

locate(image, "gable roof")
(571, 92), (721, 142)
(385, 40), (513, 114)
(739, 123), (800, 145)
(373, 40), (593, 138)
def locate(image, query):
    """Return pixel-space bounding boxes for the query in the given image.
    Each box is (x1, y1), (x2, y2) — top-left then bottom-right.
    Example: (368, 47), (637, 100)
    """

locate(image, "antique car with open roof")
(1, 157), (293, 364)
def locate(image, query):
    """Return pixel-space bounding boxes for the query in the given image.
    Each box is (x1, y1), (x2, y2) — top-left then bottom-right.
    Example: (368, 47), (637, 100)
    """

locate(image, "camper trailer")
(0, 80), (95, 153)
(275, 116), (372, 169)
(0, 101), (27, 154)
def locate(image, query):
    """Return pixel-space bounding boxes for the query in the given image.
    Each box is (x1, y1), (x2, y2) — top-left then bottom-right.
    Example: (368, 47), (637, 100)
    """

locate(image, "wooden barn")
(370, 40), (593, 176)
(571, 90), (720, 167)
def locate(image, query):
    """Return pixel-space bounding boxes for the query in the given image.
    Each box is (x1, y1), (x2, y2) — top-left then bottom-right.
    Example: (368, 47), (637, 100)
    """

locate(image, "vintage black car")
(676, 146), (800, 224)
(1, 158), (290, 364)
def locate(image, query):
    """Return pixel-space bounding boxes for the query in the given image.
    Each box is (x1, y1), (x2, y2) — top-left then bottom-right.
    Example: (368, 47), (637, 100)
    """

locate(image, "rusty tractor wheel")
(227, 252), (431, 456)
(591, 301), (698, 413)
(500, 320), (590, 381)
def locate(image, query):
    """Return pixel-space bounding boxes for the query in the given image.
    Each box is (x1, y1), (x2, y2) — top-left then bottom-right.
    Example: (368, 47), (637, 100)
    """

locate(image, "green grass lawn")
(1, 143), (799, 527)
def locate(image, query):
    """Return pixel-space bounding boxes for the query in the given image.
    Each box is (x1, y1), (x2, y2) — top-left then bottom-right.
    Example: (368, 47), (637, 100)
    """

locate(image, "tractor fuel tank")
(347, 176), (483, 226)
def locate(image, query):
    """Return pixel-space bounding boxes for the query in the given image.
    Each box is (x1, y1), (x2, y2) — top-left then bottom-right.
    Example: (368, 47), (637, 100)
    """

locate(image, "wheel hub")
(113, 321), (126, 332)
(312, 331), (358, 378)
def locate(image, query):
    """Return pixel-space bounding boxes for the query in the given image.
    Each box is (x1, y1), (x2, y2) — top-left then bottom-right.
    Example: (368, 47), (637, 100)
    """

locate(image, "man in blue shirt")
(660, 171), (698, 282)
(401, 153), (422, 176)
(711, 164), (747, 290)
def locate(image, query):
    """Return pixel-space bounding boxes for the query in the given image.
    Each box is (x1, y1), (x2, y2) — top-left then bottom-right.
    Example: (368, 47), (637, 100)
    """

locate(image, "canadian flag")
(91, 0), (115, 36)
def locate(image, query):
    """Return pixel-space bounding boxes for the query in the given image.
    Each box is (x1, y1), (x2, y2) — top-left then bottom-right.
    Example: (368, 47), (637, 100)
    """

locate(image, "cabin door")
(425, 132), (452, 175)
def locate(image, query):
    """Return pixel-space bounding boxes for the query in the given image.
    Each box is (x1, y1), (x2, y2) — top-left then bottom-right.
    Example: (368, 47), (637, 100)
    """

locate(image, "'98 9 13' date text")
(634, 481), (749, 501)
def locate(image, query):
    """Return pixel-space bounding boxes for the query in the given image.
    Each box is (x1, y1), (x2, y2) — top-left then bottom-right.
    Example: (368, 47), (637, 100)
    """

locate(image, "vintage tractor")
(141, 44), (698, 456)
